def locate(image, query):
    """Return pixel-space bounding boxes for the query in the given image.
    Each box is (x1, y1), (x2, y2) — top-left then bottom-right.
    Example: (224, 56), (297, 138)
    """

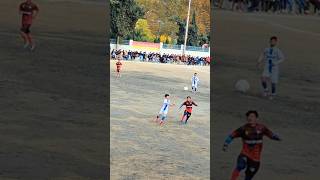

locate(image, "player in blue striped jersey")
(155, 94), (175, 125)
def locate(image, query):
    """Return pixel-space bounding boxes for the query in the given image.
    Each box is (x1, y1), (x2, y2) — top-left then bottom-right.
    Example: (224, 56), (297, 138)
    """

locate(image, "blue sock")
(271, 83), (276, 94)
(262, 81), (267, 91)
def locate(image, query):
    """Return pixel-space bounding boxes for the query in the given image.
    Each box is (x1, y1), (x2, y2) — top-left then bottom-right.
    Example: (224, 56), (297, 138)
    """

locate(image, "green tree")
(199, 33), (209, 46)
(175, 16), (186, 45)
(136, 0), (210, 37)
(154, 37), (160, 43)
(187, 11), (199, 46)
(133, 19), (155, 42)
(110, 0), (145, 45)
(175, 12), (201, 46)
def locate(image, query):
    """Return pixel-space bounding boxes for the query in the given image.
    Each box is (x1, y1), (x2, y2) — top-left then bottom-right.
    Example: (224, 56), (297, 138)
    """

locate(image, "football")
(235, 79), (250, 93)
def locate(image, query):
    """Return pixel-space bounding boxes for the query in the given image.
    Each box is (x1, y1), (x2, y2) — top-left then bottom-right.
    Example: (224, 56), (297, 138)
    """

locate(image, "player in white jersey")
(257, 36), (285, 100)
(155, 94), (175, 125)
(191, 73), (200, 93)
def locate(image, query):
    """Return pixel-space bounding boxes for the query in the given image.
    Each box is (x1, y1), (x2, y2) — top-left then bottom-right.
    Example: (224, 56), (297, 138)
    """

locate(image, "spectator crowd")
(111, 49), (210, 66)
(214, 0), (320, 14)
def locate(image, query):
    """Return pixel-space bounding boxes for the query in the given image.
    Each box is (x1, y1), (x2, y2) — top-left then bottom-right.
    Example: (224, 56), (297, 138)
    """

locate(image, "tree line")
(110, 0), (210, 47)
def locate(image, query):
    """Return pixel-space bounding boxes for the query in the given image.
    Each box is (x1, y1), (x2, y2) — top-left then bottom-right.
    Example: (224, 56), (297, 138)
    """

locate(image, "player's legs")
(20, 25), (29, 48)
(261, 73), (273, 97)
(181, 111), (188, 123)
(269, 82), (277, 100)
(184, 113), (191, 124)
(22, 24), (35, 50)
(155, 114), (161, 122)
(261, 76), (269, 96)
(262, 67), (272, 95)
(271, 83), (276, 95)
(116, 69), (121, 78)
(20, 32), (28, 46)
(156, 109), (163, 122)
(25, 25), (34, 48)
(244, 158), (260, 180)
(27, 33), (35, 50)
(270, 70), (279, 98)
(159, 113), (167, 125)
(231, 155), (247, 180)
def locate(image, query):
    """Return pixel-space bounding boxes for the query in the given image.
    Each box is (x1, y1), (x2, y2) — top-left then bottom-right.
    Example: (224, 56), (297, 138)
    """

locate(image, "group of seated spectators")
(215, 0), (320, 14)
(111, 49), (210, 66)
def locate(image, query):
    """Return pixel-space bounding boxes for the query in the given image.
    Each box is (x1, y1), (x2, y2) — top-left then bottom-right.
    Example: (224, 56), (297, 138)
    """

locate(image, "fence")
(111, 39), (130, 45)
(109, 39), (210, 57)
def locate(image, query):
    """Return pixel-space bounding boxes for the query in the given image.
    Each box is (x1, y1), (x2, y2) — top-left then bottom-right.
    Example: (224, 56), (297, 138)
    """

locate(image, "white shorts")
(192, 84), (198, 88)
(262, 67), (279, 83)
(158, 110), (168, 120)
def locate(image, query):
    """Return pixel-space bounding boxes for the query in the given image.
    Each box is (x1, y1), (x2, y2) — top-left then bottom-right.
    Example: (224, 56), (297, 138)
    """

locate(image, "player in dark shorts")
(19, 0), (39, 51)
(179, 96), (198, 124)
(223, 110), (281, 180)
(116, 59), (122, 78)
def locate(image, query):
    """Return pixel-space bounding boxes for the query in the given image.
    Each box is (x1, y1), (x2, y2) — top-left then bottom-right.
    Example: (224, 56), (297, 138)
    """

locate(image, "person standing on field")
(191, 73), (200, 93)
(257, 36), (285, 100)
(19, 0), (39, 51)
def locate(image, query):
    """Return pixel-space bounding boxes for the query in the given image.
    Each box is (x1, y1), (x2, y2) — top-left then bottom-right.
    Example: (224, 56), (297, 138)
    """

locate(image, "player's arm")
(223, 127), (242, 151)
(32, 5), (39, 19)
(274, 50), (285, 65)
(178, 102), (185, 110)
(192, 101), (198, 106)
(263, 126), (281, 141)
(19, 4), (23, 15)
(256, 51), (264, 68)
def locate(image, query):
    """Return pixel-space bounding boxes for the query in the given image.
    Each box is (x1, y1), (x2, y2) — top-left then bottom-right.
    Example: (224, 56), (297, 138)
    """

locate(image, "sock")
(231, 169), (240, 180)
(271, 83), (276, 95)
(262, 81), (268, 91)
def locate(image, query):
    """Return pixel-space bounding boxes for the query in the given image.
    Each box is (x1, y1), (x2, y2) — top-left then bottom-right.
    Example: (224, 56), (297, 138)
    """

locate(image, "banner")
(131, 41), (160, 51)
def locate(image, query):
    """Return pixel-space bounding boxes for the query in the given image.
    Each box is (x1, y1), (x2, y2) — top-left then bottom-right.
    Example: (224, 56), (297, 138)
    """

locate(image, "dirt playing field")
(110, 61), (210, 179)
(213, 10), (320, 180)
(0, 0), (107, 179)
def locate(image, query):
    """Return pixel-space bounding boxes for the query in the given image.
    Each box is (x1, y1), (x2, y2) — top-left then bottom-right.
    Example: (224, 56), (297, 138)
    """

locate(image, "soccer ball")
(235, 79), (250, 93)
(184, 86), (189, 91)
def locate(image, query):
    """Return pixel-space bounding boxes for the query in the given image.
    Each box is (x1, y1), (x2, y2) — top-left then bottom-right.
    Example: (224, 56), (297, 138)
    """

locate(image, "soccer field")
(110, 61), (210, 179)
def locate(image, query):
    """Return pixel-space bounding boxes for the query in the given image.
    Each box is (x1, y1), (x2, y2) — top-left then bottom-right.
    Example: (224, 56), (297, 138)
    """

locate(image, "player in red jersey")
(223, 110), (281, 180)
(19, 0), (39, 50)
(179, 96), (198, 124)
(116, 59), (122, 78)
